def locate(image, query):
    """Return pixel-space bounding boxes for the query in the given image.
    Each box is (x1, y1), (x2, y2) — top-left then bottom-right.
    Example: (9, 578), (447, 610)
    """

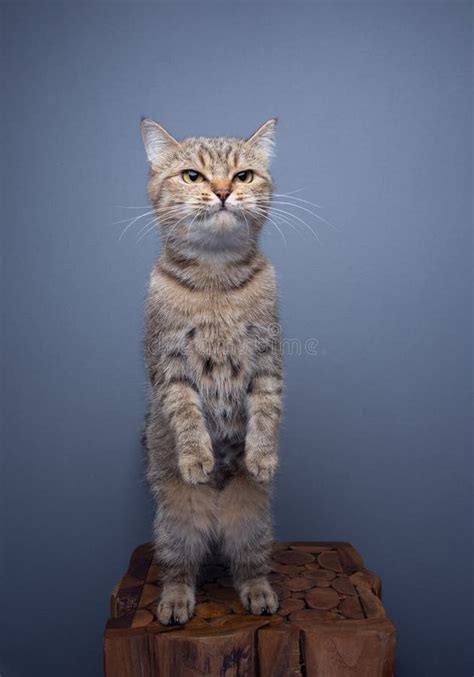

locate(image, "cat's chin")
(201, 209), (241, 232)
(189, 212), (249, 243)
(182, 214), (250, 255)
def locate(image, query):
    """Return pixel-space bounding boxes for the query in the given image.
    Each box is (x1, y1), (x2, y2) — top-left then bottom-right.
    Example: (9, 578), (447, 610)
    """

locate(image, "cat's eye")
(182, 169), (205, 184)
(234, 170), (254, 184)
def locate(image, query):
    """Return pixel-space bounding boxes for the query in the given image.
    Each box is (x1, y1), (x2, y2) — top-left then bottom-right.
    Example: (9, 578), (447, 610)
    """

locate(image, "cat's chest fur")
(183, 293), (256, 438)
(150, 265), (275, 441)
(187, 311), (253, 391)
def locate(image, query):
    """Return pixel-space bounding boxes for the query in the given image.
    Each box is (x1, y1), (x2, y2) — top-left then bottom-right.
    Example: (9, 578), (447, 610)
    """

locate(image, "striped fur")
(141, 119), (282, 624)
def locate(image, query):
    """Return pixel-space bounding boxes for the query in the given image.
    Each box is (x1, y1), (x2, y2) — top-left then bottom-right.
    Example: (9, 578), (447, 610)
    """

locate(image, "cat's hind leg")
(153, 478), (217, 625)
(218, 473), (278, 615)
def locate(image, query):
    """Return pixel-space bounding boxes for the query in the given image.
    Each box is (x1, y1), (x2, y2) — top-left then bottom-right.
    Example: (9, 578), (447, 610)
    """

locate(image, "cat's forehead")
(174, 136), (263, 173)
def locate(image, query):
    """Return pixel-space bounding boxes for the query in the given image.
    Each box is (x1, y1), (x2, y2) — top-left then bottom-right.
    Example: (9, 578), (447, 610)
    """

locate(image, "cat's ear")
(141, 117), (179, 165)
(245, 118), (277, 159)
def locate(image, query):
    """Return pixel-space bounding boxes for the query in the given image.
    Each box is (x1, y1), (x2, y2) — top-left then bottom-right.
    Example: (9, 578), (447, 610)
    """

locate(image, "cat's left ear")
(141, 117), (179, 166)
(245, 118), (277, 160)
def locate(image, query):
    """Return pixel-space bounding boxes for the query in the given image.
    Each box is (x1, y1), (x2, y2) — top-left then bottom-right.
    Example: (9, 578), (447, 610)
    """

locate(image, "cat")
(141, 117), (283, 625)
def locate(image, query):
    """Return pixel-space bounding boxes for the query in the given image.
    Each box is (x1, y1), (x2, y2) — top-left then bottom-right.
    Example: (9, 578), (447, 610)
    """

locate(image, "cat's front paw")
(178, 442), (214, 485)
(245, 449), (278, 483)
(157, 583), (195, 625)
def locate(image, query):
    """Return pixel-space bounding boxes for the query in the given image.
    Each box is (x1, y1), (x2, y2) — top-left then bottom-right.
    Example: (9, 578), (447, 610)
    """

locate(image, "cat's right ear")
(141, 117), (179, 166)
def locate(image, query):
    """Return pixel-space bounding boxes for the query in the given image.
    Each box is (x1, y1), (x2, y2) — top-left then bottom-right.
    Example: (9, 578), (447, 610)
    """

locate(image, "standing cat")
(141, 117), (282, 624)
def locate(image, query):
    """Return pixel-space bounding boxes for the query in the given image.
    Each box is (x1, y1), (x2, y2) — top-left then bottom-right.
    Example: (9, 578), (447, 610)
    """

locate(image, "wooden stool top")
(104, 542), (396, 676)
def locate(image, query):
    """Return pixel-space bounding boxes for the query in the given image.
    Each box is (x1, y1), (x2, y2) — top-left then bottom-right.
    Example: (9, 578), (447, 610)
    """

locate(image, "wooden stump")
(104, 542), (395, 676)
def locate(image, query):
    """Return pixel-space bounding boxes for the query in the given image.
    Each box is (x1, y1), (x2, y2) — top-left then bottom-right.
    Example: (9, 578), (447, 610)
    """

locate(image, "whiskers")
(111, 204), (185, 244)
(251, 204), (289, 248)
(111, 188), (337, 249)
(272, 193), (338, 233)
(112, 208), (156, 241)
(256, 189), (338, 247)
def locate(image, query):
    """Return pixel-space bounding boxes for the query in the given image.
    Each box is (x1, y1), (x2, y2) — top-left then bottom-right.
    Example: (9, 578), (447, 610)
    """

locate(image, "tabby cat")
(141, 117), (283, 624)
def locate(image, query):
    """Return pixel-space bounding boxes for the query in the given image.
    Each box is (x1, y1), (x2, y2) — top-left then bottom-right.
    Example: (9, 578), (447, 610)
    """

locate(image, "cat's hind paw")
(238, 577), (278, 616)
(157, 583), (195, 625)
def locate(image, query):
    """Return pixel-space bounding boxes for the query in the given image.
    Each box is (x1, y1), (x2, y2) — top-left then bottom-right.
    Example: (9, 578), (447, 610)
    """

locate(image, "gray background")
(1, 1), (472, 675)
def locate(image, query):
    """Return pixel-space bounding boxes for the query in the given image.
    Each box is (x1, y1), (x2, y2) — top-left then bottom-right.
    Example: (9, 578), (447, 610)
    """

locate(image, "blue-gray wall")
(1, 2), (472, 676)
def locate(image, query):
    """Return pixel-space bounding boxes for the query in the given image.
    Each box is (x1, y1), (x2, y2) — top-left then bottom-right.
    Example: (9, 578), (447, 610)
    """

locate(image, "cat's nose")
(214, 188), (231, 203)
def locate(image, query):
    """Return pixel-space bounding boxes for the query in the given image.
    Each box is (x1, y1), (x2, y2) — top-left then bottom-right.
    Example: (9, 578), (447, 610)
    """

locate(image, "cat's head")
(141, 118), (276, 256)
